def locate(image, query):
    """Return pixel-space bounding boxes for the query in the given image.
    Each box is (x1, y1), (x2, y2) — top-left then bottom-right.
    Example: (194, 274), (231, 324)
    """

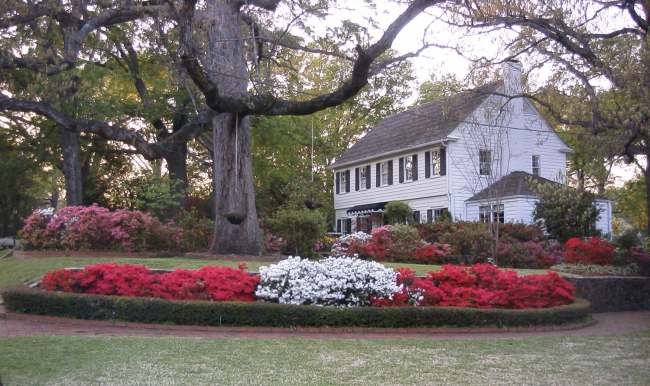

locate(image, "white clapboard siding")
(466, 196), (613, 236)
(447, 92), (569, 220)
(333, 148), (448, 210)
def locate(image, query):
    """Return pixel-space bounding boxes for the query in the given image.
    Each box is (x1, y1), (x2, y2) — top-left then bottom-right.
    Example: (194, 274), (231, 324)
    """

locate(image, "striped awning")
(346, 202), (386, 216)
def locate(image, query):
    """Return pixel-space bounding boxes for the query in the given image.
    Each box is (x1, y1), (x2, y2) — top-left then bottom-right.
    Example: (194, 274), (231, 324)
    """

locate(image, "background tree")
(532, 179), (600, 242)
(441, 0), (650, 233)
(0, 0), (445, 255)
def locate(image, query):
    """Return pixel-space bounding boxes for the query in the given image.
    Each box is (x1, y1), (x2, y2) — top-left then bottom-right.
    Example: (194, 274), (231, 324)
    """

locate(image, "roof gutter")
(327, 137), (458, 170)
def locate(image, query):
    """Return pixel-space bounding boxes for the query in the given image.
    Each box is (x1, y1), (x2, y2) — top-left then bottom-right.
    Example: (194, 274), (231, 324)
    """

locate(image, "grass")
(0, 255), (554, 288)
(0, 333), (649, 385)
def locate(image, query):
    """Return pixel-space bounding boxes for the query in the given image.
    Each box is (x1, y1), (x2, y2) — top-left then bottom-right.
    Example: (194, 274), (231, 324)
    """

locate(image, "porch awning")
(346, 202), (386, 216)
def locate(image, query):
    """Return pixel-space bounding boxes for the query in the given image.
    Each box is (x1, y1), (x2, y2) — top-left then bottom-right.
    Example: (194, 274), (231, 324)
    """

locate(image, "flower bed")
(373, 264), (575, 309)
(1, 286), (591, 328)
(41, 263), (258, 302)
(564, 237), (615, 265)
(35, 257), (575, 310)
(19, 205), (181, 252)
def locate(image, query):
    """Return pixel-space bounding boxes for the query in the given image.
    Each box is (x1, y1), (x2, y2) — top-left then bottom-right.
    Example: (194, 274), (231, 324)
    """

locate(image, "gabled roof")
(467, 171), (559, 202)
(330, 81), (502, 168)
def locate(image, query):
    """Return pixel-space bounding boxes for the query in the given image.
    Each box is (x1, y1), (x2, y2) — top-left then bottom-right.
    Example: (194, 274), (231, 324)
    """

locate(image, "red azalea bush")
(564, 237), (615, 265)
(19, 205), (182, 252)
(348, 225), (451, 264)
(373, 264), (575, 309)
(497, 238), (559, 269)
(41, 263), (258, 302)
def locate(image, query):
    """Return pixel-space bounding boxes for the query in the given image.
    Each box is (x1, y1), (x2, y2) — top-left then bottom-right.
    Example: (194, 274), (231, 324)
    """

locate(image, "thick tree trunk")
(210, 113), (262, 255)
(645, 155), (650, 237)
(204, 0), (262, 254)
(165, 144), (188, 209)
(60, 128), (83, 206)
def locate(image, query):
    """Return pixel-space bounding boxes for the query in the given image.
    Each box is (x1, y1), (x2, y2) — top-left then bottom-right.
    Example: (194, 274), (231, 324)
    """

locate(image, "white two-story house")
(330, 61), (612, 235)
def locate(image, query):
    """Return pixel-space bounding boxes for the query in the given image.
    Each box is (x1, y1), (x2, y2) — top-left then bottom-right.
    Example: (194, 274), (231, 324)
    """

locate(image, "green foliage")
(388, 224), (423, 258)
(2, 286), (591, 328)
(416, 73), (463, 105)
(615, 229), (641, 251)
(532, 180), (600, 242)
(0, 136), (50, 236)
(551, 263), (640, 277)
(384, 201), (413, 225)
(177, 210), (214, 251)
(109, 173), (184, 220)
(609, 176), (647, 233)
(268, 208), (326, 257)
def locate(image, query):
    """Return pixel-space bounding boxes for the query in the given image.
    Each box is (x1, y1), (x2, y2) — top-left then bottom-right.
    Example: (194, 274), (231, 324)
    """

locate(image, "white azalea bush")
(330, 232), (372, 257)
(255, 256), (401, 307)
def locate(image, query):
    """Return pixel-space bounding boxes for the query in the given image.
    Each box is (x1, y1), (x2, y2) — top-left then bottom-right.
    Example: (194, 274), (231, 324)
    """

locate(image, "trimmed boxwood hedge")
(1, 286), (591, 328)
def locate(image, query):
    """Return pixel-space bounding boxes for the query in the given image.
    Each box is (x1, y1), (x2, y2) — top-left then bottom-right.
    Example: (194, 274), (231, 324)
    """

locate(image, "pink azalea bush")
(19, 205), (182, 252)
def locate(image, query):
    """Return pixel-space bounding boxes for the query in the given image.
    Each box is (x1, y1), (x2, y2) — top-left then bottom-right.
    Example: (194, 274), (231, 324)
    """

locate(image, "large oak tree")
(0, 0), (444, 254)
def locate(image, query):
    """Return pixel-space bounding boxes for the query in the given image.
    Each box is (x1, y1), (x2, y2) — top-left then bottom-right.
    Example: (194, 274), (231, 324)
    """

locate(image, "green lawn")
(0, 255), (553, 288)
(0, 333), (649, 385)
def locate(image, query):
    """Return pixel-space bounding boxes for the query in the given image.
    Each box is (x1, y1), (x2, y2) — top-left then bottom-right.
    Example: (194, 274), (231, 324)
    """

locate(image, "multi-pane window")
(479, 204), (504, 223)
(430, 149), (441, 176)
(412, 211), (421, 224)
(339, 172), (348, 193)
(479, 150), (491, 176)
(404, 155), (414, 181)
(359, 166), (368, 189)
(380, 161), (389, 185)
(434, 208), (449, 221)
(532, 155), (540, 176)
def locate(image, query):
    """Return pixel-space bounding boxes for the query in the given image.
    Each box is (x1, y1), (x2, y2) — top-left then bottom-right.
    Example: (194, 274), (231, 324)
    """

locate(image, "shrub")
(340, 226), (451, 264)
(19, 205), (182, 252)
(330, 231), (372, 257)
(564, 237), (615, 265)
(388, 224), (423, 258)
(41, 263), (258, 302)
(551, 263), (640, 276)
(532, 180), (600, 242)
(438, 222), (493, 263)
(2, 286), (591, 327)
(374, 264), (576, 309)
(615, 229), (641, 251)
(499, 223), (544, 242)
(177, 209), (214, 251)
(384, 201), (413, 224)
(268, 208), (326, 257)
(497, 238), (559, 269)
(255, 256), (400, 307)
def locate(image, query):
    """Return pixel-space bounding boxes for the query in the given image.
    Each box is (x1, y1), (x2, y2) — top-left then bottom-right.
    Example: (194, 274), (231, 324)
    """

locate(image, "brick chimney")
(502, 60), (523, 113)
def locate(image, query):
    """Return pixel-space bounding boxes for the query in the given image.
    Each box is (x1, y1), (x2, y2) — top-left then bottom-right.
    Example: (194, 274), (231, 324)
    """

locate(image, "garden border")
(1, 286), (591, 328)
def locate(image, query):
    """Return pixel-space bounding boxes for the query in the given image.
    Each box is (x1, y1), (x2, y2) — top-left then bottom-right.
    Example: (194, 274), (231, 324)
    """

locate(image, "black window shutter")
(425, 151), (431, 178)
(427, 209), (433, 223)
(365, 165), (371, 189)
(336, 219), (341, 233)
(346, 218), (352, 234)
(345, 170), (350, 192)
(399, 157), (404, 183)
(335, 172), (340, 194)
(388, 160), (393, 185)
(376, 163), (381, 187)
(440, 147), (447, 176)
(412, 154), (418, 181)
(355, 167), (360, 191)
(413, 211), (420, 223)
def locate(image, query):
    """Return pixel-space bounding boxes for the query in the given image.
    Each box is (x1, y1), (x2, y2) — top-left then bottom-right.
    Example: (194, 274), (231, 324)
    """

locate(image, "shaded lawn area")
(1, 333), (649, 385)
(0, 255), (553, 288)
